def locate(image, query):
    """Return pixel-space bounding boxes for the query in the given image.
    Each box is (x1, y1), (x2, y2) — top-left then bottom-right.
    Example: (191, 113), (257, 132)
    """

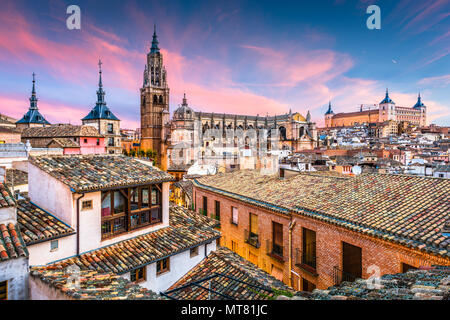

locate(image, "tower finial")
(151, 24), (160, 53)
(29, 72), (38, 110)
(98, 59), (103, 88)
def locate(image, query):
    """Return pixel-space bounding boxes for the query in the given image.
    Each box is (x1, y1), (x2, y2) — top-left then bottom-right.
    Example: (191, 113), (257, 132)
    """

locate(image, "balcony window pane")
(151, 187), (159, 205)
(101, 192), (111, 217)
(131, 188), (139, 211)
(113, 191), (126, 214)
(141, 188), (149, 208)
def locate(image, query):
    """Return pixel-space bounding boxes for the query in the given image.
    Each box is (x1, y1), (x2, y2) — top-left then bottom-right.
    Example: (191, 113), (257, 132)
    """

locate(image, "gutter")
(288, 218), (296, 287)
(75, 192), (86, 256)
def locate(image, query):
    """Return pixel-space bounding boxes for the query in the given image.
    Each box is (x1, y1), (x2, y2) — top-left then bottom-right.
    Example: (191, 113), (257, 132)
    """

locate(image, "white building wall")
(122, 241), (217, 294)
(28, 163), (75, 226)
(27, 235), (77, 266)
(0, 257), (29, 300)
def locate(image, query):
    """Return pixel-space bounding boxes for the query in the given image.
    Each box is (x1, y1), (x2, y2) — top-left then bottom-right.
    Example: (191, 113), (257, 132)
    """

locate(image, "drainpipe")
(76, 192), (86, 256)
(288, 217), (296, 287)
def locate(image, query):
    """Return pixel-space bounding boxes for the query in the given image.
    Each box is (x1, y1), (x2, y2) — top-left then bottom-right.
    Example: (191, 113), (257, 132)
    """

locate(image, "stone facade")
(140, 27), (170, 169)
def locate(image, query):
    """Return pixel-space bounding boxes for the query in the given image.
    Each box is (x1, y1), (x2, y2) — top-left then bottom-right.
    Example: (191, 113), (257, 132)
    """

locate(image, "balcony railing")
(332, 266), (358, 285)
(295, 247), (318, 276)
(266, 239), (284, 262)
(244, 229), (260, 248)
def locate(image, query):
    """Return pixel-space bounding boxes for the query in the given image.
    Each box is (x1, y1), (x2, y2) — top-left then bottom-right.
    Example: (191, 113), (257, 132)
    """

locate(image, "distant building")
(0, 183), (29, 300)
(0, 127), (21, 144)
(16, 74), (50, 130)
(324, 90), (426, 128)
(21, 125), (105, 155)
(82, 60), (122, 154)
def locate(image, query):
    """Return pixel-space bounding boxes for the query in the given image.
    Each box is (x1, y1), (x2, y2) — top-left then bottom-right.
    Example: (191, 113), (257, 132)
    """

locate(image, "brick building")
(192, 171), (449, 291)
(21, 125), (106, 155)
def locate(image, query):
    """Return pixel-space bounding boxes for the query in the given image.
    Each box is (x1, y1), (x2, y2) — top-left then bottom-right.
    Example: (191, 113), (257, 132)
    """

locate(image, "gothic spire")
(306, 110), (311, 122)
(182, 92), (187, 106)
(29, 72), (38, 110)
(151, 24), (160, 54)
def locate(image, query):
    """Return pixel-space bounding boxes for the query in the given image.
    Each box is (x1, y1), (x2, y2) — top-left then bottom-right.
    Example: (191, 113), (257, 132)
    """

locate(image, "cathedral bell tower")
(140, 25), (170, 170)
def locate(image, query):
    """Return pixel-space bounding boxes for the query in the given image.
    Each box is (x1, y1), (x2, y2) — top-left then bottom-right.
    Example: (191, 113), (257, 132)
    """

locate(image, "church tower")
(140, 25), (170, 169)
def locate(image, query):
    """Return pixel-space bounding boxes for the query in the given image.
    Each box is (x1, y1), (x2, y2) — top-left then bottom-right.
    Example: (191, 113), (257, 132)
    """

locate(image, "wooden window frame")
(101, 184), (163, 240)
(156, 258), (170, 275)
(0, 280), (7, 300)
(50, 240), (58, 252)
(130, 266), (146, 283)
(190, 246), (199, 258)
(214, 200), (220, 221)
(231, 206), (238, 226)
(81, 200), (93, 211)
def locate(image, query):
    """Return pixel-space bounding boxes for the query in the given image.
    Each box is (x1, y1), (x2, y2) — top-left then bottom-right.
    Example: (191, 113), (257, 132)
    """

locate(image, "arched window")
(153, 95), (158, 103)
(159, 95), (163, 104)
(299, 127), (305, 137)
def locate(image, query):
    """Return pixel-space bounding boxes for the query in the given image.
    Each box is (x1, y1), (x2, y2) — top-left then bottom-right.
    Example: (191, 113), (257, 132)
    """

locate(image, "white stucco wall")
(122, 241), (217, 294)
(28, 163), (75, 226)
(0, 206), (16, 224)
(27, 235), (77, 266)
(29, 276), (72, 300)
(0, 257), (29, 300)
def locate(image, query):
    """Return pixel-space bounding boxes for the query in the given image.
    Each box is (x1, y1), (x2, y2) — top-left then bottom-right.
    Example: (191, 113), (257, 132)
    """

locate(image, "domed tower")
(324, 102), (334, 128)
(140, 25), (170, 169)
(379, 89), (396, 122)
(413, 93), (426, 127)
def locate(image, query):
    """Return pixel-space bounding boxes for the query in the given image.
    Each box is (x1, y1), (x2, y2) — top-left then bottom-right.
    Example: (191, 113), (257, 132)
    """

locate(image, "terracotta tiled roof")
(195, 171), (450, 259)
(47, 137), (80, 148)
(22, 125), (103, 138)
(173, 180), (194, 201)
(50, 205), (220, 274)
(29, 155), (175, 192)
(30, 266), (162, 300)
(17, 200), (75, 245)
(5, 169), (28, 187)
(0, 182), (16, 208)
(0, 223), (28, 261)
(170, 203), (219, 228)
(298, 265), (450, 300)
(165, 247), (293, 300)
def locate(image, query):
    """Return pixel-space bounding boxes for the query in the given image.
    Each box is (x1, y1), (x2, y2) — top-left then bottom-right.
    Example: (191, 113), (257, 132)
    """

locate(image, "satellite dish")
(352, 165), (362, 175)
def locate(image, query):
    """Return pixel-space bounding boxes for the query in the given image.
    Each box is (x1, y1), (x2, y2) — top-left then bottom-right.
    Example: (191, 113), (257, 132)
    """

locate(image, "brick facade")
(194, 186), (450, 291)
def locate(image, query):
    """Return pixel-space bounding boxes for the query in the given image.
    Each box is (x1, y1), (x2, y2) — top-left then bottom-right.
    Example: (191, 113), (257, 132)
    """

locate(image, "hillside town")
(0, 27), (449, 302)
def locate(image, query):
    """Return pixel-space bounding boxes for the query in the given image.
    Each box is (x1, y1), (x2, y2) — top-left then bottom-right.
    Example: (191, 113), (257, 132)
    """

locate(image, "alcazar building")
(324, 89), (427, 128)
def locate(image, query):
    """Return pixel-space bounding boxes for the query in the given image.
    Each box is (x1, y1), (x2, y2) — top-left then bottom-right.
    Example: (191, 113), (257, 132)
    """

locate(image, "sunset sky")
(0, 0), (449, 129)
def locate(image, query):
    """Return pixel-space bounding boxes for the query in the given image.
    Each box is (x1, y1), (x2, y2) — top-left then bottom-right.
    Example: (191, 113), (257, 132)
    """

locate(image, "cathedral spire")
(182, 92), (187, 106)
(151, 24), (160, 54)
(29, 72), (38, 110)
(306, 110), (311, 122)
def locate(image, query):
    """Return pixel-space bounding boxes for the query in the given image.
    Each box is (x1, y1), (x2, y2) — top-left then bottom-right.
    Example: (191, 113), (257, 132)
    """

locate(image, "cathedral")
(139, 27), (317, 170)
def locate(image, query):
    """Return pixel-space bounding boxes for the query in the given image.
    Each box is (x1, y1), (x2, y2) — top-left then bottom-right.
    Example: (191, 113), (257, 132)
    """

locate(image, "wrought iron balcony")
(332, 266), (358, 285)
